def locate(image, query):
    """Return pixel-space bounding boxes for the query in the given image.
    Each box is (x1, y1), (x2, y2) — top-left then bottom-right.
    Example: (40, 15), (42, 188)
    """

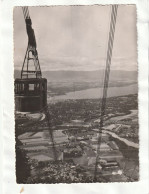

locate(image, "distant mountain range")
(14, 70), (137, 82)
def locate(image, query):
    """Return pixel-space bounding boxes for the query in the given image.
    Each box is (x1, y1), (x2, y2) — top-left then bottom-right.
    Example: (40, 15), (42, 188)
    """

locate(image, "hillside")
(14, 70), (137, 82)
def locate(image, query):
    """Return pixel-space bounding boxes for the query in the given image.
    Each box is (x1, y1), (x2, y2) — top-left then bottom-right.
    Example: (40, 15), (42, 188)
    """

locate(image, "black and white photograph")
(14, 5), (139, 184)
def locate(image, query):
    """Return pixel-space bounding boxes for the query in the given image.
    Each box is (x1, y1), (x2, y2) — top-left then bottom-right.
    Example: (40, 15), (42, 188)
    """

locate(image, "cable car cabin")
(15, 78), (47, 112)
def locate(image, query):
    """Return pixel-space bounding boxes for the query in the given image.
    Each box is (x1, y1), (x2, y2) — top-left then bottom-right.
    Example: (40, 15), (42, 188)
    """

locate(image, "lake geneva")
(48, 84), (138, 102)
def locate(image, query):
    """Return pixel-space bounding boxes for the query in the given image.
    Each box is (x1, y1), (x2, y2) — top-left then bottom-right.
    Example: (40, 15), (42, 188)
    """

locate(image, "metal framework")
(21, 7), (42, 79)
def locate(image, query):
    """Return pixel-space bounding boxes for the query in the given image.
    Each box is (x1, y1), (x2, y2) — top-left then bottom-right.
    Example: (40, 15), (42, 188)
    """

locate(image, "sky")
(14, 5), (137, 72)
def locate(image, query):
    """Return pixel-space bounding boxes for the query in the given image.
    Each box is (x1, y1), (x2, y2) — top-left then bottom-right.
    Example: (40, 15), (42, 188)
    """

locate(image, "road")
(103, 130), (139, 149)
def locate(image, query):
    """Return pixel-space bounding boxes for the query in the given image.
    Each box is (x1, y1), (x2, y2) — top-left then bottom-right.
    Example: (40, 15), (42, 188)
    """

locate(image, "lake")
(48, 84), (138, 102)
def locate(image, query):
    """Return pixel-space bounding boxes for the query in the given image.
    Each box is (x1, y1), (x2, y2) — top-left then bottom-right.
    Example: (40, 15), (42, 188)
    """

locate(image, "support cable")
(93, 4), (118, 181)
(22, 7), (30, 19)
(40, 105), (57, 161)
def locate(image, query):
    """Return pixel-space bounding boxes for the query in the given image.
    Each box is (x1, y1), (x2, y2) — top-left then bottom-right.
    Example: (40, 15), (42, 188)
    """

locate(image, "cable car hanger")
(21, 6), (42, 79)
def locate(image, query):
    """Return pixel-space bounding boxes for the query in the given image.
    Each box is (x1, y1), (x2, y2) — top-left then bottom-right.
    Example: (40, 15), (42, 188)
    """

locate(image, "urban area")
(15, 93), (139, 183)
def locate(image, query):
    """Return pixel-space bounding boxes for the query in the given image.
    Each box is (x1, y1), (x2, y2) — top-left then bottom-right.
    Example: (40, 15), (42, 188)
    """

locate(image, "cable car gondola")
(14, 7), (47, 112)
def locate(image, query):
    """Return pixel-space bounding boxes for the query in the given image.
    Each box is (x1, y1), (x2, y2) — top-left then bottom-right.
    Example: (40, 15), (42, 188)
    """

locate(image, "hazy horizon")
(14, 5), (137, 72)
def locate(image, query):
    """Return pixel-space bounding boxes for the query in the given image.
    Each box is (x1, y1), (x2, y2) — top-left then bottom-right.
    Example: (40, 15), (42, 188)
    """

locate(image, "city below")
(15, 93), (139, 183)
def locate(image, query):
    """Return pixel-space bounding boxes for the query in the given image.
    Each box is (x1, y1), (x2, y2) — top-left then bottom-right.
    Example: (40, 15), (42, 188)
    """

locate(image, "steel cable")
(93, 4), (118, 181)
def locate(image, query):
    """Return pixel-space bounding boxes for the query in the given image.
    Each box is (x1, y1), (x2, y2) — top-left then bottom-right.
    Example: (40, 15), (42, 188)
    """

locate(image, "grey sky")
(14, 5), (137, 71)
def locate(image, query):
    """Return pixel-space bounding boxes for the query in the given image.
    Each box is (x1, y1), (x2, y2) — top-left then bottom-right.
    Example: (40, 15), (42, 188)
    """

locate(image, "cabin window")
(29, 84), (34, 91)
